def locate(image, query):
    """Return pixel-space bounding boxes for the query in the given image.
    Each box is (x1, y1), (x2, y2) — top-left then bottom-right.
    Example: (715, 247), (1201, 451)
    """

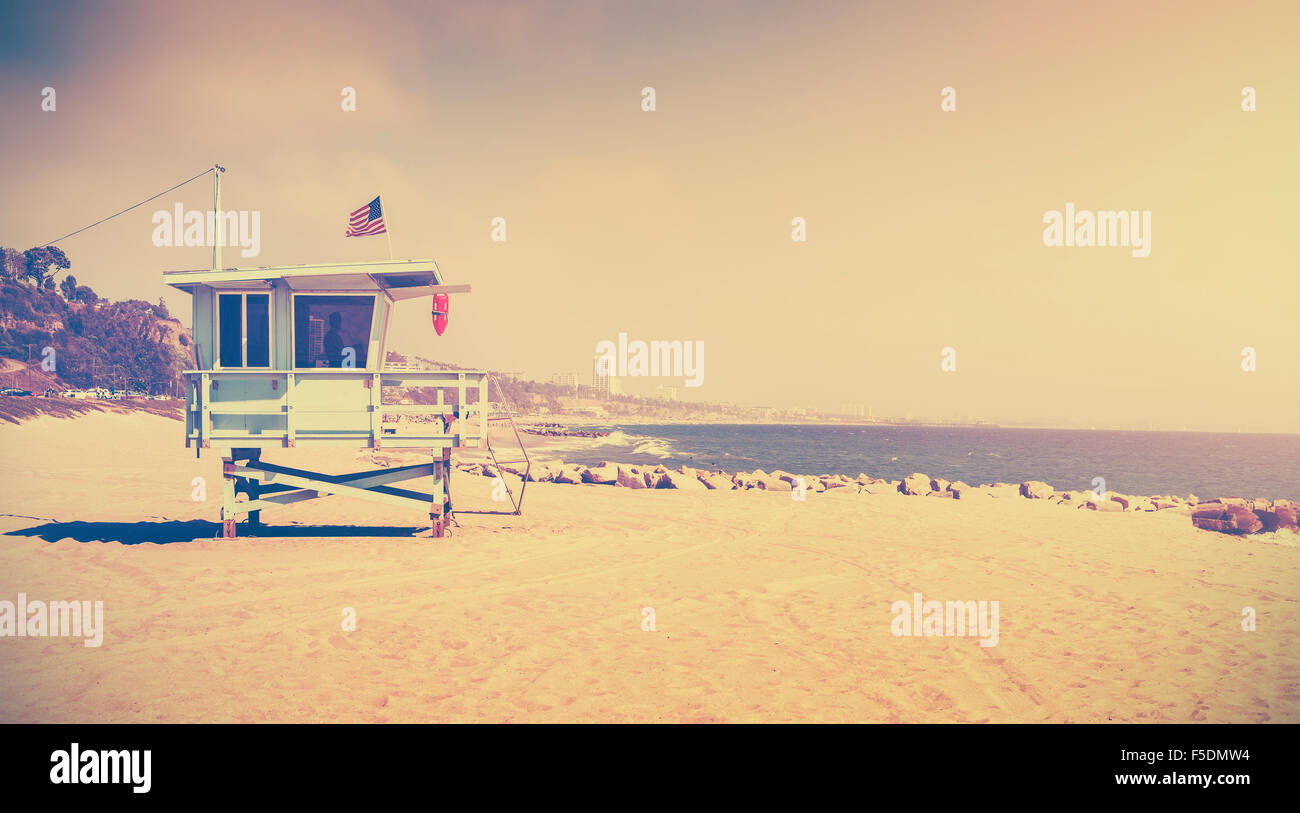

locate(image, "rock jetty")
(454, 462), (1297, 537)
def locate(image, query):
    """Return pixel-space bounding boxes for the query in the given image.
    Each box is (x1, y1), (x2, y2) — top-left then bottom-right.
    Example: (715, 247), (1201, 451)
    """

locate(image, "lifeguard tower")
(164, 258), (513, 539)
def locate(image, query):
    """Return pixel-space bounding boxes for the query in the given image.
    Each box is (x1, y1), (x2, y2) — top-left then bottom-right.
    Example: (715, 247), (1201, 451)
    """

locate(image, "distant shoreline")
(519, 415), (1300, 437)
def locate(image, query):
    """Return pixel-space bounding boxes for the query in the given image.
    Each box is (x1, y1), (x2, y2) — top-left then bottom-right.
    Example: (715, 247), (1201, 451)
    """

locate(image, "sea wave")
(528, 429), (678, 461)
(631, 437), (675, 458)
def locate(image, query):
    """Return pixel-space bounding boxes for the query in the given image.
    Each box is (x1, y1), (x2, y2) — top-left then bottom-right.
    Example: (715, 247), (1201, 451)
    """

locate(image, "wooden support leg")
(220, 457), (237, 539)
(248, 477), (261, 533)
(234, 448), (262, 534)
(441, 447), (453, 519)
(429, 448), (453, 539)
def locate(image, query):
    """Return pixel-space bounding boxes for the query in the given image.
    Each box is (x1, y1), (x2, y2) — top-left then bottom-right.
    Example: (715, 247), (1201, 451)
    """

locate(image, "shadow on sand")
(4, 520), (428, 545)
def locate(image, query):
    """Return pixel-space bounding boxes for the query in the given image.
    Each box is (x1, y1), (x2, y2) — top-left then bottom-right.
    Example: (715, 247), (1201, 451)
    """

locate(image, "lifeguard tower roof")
(164, 258), (449, 301)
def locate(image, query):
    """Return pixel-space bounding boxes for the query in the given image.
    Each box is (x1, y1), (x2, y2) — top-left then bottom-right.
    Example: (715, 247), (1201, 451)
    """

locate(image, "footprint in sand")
(919, 686), (956, 711)
(328, 632), (355, 650)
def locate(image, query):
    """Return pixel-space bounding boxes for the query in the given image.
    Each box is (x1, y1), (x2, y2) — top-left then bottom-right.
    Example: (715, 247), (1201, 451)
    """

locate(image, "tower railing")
(182, 367), (489, 450)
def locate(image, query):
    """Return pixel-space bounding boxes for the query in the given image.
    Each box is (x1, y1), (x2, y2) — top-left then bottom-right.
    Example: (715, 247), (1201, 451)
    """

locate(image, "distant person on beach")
(323, 312), (344, 367)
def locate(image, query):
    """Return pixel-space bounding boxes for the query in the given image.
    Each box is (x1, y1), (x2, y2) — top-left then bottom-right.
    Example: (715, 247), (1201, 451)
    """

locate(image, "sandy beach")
(1, 410), (1296, 723)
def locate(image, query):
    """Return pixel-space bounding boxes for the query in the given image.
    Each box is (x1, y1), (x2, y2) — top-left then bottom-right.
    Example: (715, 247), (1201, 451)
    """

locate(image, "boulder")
(1079, 499), (1123, 512)
(644, 466), (672, 489)
(658, 469), (707, 490)
(1019, 481), (1054, 500)
(616, 464), (648, 489)
(980, 483), (1021, 499)
(898, 473), (932, 496)
(553, 464), (587, 485)
(733, 469), (768, 489)
(1053, 490), (1090, 505)
(930, 477), (951, 493)
(859, 479), (899, 495)
(728, 469), (794, 491)
(581, 462), (619, 485)
(697, 472), (736, 490)
(1128, 496), (1156, 512)
(1254, 504), (1298, 533)
(1192, 504), (1263, 534)
(947, 481), (973, 499)
(525, 461), (562, 482)
(757, 475), (793, 492)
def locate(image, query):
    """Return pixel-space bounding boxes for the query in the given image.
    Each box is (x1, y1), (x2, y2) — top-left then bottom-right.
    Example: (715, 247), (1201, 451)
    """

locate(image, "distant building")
(655, 385), (678, 401)
(592, 357), (610, 399)
(550, 372), (578, 389)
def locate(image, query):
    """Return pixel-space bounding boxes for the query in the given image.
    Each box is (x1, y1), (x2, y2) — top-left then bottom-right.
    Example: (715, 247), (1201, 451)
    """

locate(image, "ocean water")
(540, 424), (1300, 500)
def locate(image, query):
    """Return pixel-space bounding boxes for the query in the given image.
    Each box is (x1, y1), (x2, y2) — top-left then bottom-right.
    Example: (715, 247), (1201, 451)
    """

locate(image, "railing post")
(186, 374), (197, 447)
(200, 372), (212, 448)
(478, 375), (488, 446)
(284, 372), (295, 447)
(369, 371), (382, 448)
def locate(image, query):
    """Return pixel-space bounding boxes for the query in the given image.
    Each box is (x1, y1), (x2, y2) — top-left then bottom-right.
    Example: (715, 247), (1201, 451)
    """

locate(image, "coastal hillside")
(0, 246), (191, 394)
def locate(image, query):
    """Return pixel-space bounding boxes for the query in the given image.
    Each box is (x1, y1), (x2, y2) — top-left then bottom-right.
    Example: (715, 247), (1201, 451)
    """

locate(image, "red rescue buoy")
(432, 293), (450, 336)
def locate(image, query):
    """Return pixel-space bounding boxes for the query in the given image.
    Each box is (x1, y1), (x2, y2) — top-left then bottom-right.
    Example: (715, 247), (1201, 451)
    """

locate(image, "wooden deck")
(183, 367), (489, 451)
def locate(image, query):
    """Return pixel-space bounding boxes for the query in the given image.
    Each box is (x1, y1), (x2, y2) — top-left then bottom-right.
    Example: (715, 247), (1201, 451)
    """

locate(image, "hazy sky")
(2, 0), (1297, 431)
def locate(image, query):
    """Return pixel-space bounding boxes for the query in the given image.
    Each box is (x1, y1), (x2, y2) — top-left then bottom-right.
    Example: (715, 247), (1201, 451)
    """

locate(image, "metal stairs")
(456, 374), (531, 516)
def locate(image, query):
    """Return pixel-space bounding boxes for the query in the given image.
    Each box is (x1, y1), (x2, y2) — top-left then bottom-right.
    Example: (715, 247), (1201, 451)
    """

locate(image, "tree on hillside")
(21, 246), (70, 288)
(59, 274), (78, 300)
(0, 248), (25, 281)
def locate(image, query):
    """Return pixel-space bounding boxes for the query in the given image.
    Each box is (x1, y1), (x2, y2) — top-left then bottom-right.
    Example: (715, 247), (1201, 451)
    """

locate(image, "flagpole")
(381, 192), (393, 260)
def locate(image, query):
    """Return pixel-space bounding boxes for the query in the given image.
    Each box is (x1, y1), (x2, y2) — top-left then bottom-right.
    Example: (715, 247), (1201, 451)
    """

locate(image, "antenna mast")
(212, 164), (226, 270)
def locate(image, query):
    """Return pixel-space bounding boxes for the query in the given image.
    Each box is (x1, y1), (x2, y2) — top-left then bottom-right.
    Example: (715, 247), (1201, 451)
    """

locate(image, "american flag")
(345, 196), (387, 237)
